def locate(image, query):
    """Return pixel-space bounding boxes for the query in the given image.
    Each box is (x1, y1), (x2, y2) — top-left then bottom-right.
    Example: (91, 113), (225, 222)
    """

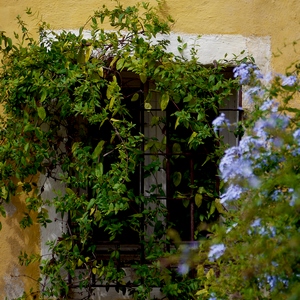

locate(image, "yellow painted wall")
(1, 0), (300, 72)
(0, 184), (40, 298)
(0, 0), (300, 297)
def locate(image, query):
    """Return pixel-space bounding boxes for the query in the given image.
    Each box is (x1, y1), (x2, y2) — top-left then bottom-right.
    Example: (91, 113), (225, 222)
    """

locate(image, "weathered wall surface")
(1, 0), (299, 71)
(0, 184), (40, 299)
(0, 0), (300, 298)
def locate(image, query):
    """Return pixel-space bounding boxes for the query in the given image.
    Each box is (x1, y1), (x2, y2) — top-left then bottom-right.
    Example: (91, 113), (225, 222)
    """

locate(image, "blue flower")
(251, 218), (261, 228)
(249, 218), (276, 237)
(233, 63), (259, 85)
(290, 190), (298, 207)
(270, 189), (284, 201)
(263, 72), (273, 84)
(219, 147), (241, 180)
(254, 69), (263, 79)
(177, 263), (189, 275)
(293, 129), (300, 144)
(189, 241), (199, 250)
(208, 243), (226, 261)
(220, 184), (244, 204)
(259, 99), (278, 112)
(219, 145), (254, 182)
(239, 135), (265, 159)
(281, 75), (297, 86)
(266, 275), (277, 290)
(177, 243), (198, 275)
(254, 114), (290, 138)
(212, 113), (230, 132)
(244, 86), (264, 104)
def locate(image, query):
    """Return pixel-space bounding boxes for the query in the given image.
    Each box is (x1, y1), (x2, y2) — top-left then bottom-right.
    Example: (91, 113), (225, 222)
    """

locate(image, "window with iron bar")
(68, 67), (242, 292)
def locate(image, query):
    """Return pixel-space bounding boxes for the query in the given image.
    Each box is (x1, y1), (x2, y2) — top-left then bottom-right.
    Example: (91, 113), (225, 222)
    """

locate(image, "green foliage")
(0, 1), (241, 299)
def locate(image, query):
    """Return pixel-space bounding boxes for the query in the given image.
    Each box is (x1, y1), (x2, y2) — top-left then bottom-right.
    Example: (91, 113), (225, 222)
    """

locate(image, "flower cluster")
(248, 218), (276, 237)
(281, 74), (297, 86)
(177, 242), (199, 275)
(207, 64), (300, 298)
(233, 63), (262, 84)
(208, 243), (226, 262)
(244, 86), (265, 104)
(218, 90), (296, 206)
(212, 113), (230, 132)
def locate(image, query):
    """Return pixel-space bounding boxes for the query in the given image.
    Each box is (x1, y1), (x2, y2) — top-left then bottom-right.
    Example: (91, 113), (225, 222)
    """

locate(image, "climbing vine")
(0, 1), (243, 299)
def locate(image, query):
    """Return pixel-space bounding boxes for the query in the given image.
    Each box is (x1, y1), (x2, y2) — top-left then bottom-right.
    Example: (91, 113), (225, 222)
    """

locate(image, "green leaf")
(173, 171), (182, 187)
(182, 199), (189, 208)
(108, 202), (114, 213)
(1, 186), (8, 201)
(196, 289), (209, 296)
(87, 198), (96, 211)
(110, 118), (120, 122)
(131, 213), (143, 218)
(73, 244), (80, 255)
(140, 73), (147, 84)
(183, 93), (193, 103)
(71, 142), (81, 154)
(7, 37), (12, 48)
(98, 67), (104, 78)
(144, 103), (152, 110)
(188, 131), (197, 144)
(144, 141), (153, 151)
(95, 162), (103, 178)
(109, 97), (115, 110)
(77, 48), (85, 64)
(116, 58), (125, 70)
(195, 193), (203, 208)
(175, 117), (180, 129)
(209, 201), (216, 215)
(0, 205), (6, 217)
(206, 268), (215, 279)
(150, 116), (159, 126)
(106, 83), (113, 99)
(66, 188), (75, 196)
(172, 143), (181, 159)
(109, 56), (118, 67)
(24, 143), (30, 153)
(37, 107), (46, 121)
(160, 92), (169, 111)
(215, 198), (226, 214)
(78, 258), (84, 267)
(23, 124), (35, 132)
(131, 93), (139, 102)
(40, 90), (47, 103)
(92, 140), (105, 160)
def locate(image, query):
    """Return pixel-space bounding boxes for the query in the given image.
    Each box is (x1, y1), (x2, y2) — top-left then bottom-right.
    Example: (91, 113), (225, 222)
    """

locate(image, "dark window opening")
(68, 68), (243, 282)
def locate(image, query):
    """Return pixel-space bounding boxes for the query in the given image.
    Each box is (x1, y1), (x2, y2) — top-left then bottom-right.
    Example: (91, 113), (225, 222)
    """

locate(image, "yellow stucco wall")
(1, 0), (300, 71)
(0, 0), (300, 297)
(0, 184), (40, 298)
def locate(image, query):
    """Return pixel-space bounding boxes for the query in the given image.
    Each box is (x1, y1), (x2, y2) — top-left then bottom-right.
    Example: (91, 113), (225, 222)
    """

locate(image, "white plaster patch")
(39, 170), (67, 257)
(156, 33), (271, 74)
(3, 201), (17, 216)
(4, 265), (25, 299)
(47, 30), (271, 73)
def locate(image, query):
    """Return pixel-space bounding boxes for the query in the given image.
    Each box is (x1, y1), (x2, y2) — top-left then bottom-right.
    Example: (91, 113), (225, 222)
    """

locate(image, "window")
(68, 68), (242, 289)
(69, 66), (243, 300)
